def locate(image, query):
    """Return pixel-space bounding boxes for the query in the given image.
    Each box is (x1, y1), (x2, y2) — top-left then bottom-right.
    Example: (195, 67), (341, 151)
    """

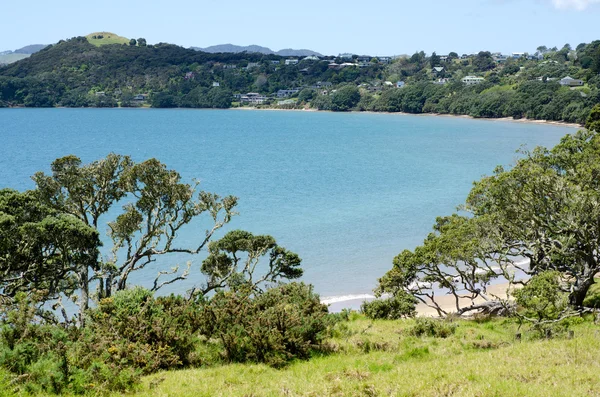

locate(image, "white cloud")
(552, 0), (600, 10)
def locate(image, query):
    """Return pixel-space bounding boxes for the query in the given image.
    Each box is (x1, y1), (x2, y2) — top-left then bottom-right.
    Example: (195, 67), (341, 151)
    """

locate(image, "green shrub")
(200, 282), (331, 367)
(408, 318), (457, 338)
(583, 280), (600, 308)
(80, 287), (202, 374)
(361, 293), (417, 320)
(514, 271), (569, 322)
(0, 288), (201, 394)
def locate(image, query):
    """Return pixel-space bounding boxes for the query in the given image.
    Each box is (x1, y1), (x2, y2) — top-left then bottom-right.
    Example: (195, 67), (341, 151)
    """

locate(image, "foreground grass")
(120, 315), (600, 397)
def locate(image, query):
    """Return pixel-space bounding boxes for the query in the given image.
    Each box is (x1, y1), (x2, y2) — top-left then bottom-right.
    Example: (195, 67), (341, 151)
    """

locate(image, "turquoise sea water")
(0, 108), (576, 303)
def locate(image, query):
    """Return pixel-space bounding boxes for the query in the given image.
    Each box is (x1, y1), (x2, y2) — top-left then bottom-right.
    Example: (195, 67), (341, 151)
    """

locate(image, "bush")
(200, 282), (331, 367)
(0, 288), (201, 394)
(513, 271), (569, 322)
(80, 287), (202, 374)
(361, 293), (417, 320)
(408, 318), (457, 338)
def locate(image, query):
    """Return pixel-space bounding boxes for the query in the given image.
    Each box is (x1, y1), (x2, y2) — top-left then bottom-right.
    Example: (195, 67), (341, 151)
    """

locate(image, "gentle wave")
(320, 294), (376, 305)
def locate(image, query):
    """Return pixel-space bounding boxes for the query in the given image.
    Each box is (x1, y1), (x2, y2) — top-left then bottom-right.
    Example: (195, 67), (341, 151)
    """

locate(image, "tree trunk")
(569, 277), (595, 307)
(79, 265), (89, 325)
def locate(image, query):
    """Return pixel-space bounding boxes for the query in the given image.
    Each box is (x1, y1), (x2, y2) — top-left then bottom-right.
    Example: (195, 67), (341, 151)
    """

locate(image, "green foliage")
(81, 287), (202, 374)
(330, 85), (360, 111)
(408, 317), (457, 338)
(0, 189), (100, 305)
(297, 88), (315, 103)
(514, 271), (570, 322)
(200, 230), (303, 294)
(199, 282), (331, 368)
(360, 293), (417, 320)
(582, 280), (600, 308)
(586, 104), (600, 132)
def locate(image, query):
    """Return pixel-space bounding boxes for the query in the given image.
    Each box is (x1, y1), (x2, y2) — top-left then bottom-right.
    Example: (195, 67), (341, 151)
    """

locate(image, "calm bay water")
(0, 108), (576, 302)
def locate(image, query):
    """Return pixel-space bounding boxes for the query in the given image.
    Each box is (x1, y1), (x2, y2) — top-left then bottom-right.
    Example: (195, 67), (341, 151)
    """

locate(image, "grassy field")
(85, 32), (130, 46)
(113, 315), (600, 397)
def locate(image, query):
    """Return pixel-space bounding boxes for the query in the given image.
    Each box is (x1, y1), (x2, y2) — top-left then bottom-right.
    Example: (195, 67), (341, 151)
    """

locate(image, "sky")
(1, 0), (599, 56)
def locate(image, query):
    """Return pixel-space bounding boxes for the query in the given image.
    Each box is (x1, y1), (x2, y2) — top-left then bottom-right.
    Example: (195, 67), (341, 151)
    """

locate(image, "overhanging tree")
(378, 129), (600, 315)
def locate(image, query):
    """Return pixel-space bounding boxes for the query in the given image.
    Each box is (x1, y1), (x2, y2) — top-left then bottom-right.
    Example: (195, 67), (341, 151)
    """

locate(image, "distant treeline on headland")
(1, 36), (599, 124)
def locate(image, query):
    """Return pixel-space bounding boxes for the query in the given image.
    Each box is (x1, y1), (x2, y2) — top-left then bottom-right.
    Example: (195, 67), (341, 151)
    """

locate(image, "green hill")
(86, 32), (130, 46)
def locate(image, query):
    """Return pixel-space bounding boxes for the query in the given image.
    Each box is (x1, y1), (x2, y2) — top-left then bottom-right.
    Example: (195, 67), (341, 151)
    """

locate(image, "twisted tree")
(378, 129), (600, 317)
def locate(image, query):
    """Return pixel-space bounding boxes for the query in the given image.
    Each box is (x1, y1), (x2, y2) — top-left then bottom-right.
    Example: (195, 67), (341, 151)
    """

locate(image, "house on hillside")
(378, 56), (391, 64)
(310, 81), (333, 89)
(271, 60), (280, 64)
(285, 58), (299, 65)
(212, 82), (220, 87)
(277, 89), (300, 98)
(302, 55), (320, 61)
(434, 78), (450, 85)
(461, 76), (485, 85)
(396, 81), (406, 88)
(223, 64), (237, 69)
(492, 53), (508, 63)
(432, 66), (445, 74)
(240, 93), (267, 105)
(245, 62), (260, 70)
(559, 76), (584, 87)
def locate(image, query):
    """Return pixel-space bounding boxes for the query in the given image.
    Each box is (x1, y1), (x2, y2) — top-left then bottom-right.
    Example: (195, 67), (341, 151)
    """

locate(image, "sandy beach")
(230, 106), (583, 129)
(325, 282), (514, 317)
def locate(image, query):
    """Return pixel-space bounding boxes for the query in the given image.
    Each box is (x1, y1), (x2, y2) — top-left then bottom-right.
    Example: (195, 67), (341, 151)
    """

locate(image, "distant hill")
(192, 44), (322, 57)
(0, 53), (30, 65)
(0, 44), (49, 65)
(85, 32), (130, 46)
(14, 44), (48, 54)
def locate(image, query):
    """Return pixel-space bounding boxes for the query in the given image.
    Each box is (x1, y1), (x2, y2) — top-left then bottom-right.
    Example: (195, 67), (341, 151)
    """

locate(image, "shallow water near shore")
(0, 108), (576, 303)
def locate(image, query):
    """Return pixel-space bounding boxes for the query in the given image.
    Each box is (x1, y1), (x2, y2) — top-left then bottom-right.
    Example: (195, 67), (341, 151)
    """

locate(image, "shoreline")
(324, 282), (513, 317)
(230, 106), (583, 129)
(2, 105), (583, 129)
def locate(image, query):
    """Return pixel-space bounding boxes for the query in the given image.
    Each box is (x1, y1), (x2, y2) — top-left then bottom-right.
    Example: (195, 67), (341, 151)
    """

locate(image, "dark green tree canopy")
(0, 189), (99, 304)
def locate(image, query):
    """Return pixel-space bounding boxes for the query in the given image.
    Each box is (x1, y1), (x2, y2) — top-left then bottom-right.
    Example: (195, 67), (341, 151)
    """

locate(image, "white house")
(240, 93), (268, 105)
(302, 55), (320, 61)
(212, 82), (220, 87)
(396, 81), (406, 88)
(285, 59), (299, 65)
(462, 76), (485, 85)
(559, 76), (584, 87)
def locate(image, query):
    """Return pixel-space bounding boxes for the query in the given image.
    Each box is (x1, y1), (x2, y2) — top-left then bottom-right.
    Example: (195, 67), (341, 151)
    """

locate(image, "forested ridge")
(1, 36), (600, 123)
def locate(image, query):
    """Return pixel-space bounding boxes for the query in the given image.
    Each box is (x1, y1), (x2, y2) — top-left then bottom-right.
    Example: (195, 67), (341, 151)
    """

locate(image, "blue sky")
(1, 0), (599, 55)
